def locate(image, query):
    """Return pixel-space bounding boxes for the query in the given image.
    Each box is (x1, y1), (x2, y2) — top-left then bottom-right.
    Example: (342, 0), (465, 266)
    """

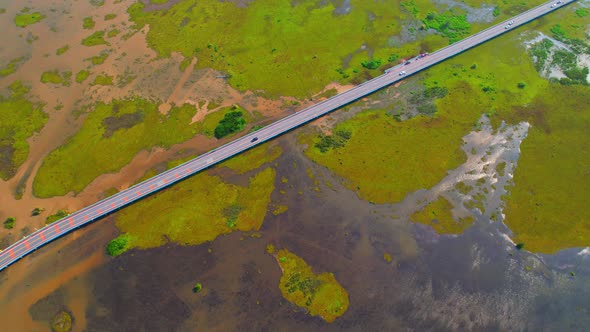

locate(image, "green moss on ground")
(275, 248), (349, 323)
(40, 70), (72, 86)
(50, 310), (72, 332)
(112, 167), (275, 253)
(422, 11), (471, 44)
(0, 81), (47, 180)
(81, 31), (108, 46)
(0, 57), (26, 77)
(33, 99), (200, 197)
(14, 11), (45, 27)
(83, 16), (95, 29)
(75, 70), (91, 83)
(56, 45), (69, 56)
(411, 196), (474, 234)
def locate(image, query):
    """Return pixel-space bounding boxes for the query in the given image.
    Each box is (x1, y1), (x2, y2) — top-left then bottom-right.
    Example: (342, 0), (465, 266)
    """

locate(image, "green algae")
(33, 99), (200, 197)
(275, 248), (349, 323)
(112, 167), (275, 252)
(0, 81), (47, 180)
(411, 196), (474, 234)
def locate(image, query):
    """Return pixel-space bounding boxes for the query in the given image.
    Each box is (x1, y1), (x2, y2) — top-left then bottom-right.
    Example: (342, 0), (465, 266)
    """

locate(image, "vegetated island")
(271, 247), (349, 323)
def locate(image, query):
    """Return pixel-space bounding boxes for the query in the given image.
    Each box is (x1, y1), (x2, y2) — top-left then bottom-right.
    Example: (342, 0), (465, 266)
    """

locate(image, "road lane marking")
(124, 196), (128, 202)
(69, 218), (74, 227)
(150, 184), (154, 190)
(98, 208), (102, 214)
(136, 190), (141, 196)
(175, 173), (179, 178)
(84, 215), (89, 221)
(40, 232), (46, 241)
(25, 241), (30, 250)
(55, 224), (60, 233)
(9, 249), (14, 258)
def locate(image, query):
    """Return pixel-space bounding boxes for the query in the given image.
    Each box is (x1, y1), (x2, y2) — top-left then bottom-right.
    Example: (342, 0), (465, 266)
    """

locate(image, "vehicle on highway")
(399, 71), (406, 76)
(251, 137), (258, 142)
(404, 60), (412, 65)
(505, 25), (510, 29)
(509, 21), (514, 25)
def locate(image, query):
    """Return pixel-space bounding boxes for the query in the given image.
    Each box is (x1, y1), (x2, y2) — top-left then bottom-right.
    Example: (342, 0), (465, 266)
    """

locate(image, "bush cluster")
(315, 129), (352, 153)
(214, 111), (246, 139)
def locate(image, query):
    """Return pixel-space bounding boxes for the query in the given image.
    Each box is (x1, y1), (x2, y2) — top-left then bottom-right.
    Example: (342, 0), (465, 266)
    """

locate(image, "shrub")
(214, 111), (246, 139)
(46, 209), (69, 224)
(517, 82), (526, 89)
(192, 282), (203, 293)
(360, 59), (382, 70)
(106, 234), (130, 256)
(3, 217), (16, 229)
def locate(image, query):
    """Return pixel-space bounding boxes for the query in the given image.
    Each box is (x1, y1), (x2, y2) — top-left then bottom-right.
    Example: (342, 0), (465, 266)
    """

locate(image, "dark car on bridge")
(251, 137), (258, 143)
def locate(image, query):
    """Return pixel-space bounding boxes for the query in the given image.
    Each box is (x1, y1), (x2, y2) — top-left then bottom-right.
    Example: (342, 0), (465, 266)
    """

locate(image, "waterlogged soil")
(2, 132), (589, 331)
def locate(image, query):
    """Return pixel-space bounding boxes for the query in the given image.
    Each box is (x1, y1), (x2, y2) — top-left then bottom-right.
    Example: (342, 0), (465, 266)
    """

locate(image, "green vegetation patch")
(81, 31), (108, 46)
(107, 29), (120, 38)
(88, 52), (109, 65)
(201, 105), (252, 138)
(56, 45), (69, 56)
(214, 110), (246, 139)
(45, 209), (69, 224)
(104, 13), (117, 21)
(83, 16), (95, 29)
(422, 11), (471, 44)
(303, 106), (473, 204)
(14, 11), (45, 27)
(503, 85), (590, 253)
(112, 167), (275, 254)
(75, 70), (91, 83)
(33, 98), (200, 197)
(575, 8), (588, 18)
(0, 81), (47, 180)
(0, 57), (26, 77)
(3, 217), (16, 229)
(50, 310), (72, 332)
(411, 196), (474, 234)
(220, 142), (282, 174)
(92, 74), (114, 85)
(40, 70), (72, 86)
(106, 233), (131, 256)
(126, 0), (419, 97)
(275, 248), (349, 323)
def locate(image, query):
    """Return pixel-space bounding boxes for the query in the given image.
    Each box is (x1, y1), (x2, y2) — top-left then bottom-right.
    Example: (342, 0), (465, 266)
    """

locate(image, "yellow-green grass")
(126, 0), (440, 97)
(110, 167), (275, 254)
(75, 69), (91, 83)
(56, 45), (69, 56)
(411, 196), (474, 234)
(502, 85), (590, 253)
(219, 141), (282, 174)
(33, 98), (200, 197)
(302, 104), (477, 204)
(40, 70), (72, 86)
(200, 105), (252, 138)
(0, 57), (26, 77)
(45, 209), (69, 225)
(150, 0), (169, 4)
(14, 12), (45, 27)
(275, 248), (349, 323)
(81, 31), (108, 46)
(83, 16), (95, 29)
(0, 81), (47, 180)
(104, 13), (116, 21)
(92, 74), (114, 86)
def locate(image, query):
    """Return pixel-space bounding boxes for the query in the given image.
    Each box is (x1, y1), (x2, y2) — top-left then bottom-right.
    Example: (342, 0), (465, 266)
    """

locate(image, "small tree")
(515, 243), (525, 250)
(192, 282), (203, 293)
(3, 217), (16, 229)
(32, 207), (44, 216)
(517, 82), (526, 89)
